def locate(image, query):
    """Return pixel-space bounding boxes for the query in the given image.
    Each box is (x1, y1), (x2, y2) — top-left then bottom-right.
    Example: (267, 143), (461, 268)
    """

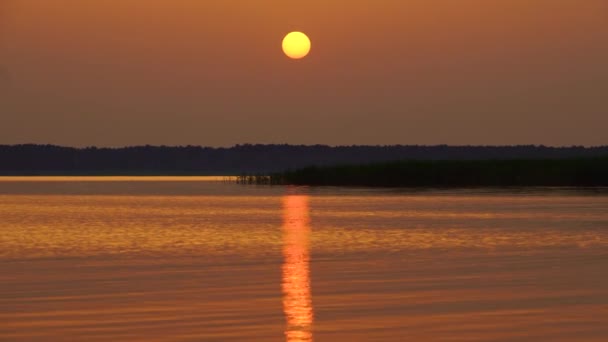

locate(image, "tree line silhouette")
(1, 144), (608, 175)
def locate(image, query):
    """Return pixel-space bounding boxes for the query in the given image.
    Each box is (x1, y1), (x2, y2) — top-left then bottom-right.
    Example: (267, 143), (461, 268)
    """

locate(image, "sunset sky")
(1, 0), (607, 147)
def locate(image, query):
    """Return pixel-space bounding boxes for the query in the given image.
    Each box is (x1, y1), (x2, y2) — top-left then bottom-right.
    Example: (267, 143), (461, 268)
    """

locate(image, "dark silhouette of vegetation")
(1, 144), (608, 176)
(236, 174), (272, 185)
(261, 158), (608, 187)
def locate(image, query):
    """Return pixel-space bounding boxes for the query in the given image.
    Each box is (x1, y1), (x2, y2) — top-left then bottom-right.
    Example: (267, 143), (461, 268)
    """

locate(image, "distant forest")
(1, 144), (608, 175)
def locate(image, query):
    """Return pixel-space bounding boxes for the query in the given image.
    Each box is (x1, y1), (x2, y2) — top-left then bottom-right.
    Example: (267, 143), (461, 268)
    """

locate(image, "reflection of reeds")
(242, 158), (608, 187)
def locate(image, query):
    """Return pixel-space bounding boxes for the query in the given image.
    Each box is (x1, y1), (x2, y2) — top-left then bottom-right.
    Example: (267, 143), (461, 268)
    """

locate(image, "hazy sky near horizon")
(1, 0), (607, 147)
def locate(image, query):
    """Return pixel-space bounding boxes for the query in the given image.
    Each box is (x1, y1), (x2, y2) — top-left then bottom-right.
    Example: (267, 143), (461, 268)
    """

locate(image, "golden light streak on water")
(282, 195), (314, 341)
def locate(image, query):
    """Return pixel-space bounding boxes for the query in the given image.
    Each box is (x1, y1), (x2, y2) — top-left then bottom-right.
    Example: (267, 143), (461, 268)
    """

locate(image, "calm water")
(1, 177), (608, 341)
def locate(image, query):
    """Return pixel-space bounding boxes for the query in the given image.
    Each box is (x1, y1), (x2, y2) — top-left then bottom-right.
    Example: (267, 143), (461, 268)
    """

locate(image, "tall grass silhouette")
(241, 158), (608, 187)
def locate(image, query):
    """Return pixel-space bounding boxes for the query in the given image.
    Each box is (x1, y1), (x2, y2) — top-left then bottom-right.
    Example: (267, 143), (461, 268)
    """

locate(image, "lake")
(1, 177), (607, 341)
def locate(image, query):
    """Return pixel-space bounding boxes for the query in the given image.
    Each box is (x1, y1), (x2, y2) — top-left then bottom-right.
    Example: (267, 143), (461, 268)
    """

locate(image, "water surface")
(1, 177), (607, 341)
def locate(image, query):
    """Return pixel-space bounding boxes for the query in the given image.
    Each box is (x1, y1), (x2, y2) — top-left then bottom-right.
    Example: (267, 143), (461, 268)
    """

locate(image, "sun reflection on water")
(282, 195), (314, 342)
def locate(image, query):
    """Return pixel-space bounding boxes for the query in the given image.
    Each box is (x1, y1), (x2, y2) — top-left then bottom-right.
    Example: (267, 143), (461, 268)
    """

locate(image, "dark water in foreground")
(1, 177), (607, 341)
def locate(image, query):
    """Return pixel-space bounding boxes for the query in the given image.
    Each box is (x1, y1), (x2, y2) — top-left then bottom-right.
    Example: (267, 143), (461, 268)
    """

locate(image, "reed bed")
(241, 158), (608, 187)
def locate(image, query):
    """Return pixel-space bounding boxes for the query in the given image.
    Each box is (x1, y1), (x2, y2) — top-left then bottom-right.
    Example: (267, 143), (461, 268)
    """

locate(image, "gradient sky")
(1, 0), (607, 147)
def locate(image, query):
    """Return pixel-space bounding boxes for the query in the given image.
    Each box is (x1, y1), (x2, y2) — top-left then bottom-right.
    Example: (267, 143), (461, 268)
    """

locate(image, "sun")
(282, 32), (311, 60)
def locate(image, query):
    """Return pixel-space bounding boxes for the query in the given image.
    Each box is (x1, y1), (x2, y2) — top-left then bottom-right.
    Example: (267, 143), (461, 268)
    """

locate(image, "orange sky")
(1, 0), (607, 146)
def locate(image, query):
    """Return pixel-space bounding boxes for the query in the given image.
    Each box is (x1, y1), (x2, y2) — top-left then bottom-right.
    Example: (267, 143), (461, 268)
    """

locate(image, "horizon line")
(2, 143), (607, 150)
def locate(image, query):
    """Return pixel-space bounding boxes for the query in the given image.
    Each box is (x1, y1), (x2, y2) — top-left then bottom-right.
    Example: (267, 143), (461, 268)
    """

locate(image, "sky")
(1, 0), (607, 147)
